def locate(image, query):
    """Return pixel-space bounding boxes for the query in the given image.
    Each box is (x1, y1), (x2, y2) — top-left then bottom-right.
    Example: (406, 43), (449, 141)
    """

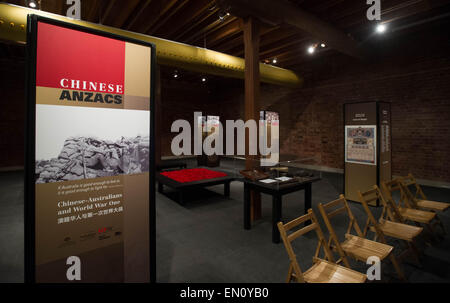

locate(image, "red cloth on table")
(160, 168), (227, 183)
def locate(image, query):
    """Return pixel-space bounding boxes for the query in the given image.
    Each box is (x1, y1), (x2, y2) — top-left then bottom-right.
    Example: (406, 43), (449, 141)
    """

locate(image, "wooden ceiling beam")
(214, 33), (243, 53)
(266, 48), (297, 62)
(205, 31), (243, 52)
(259, 34), (302, 54)
(141, 0), (179, 34)
(276, 46), (330, 67)
(202, 18), (241, 47)
(100, 0), (116, 25)
(185, 16), (237, 45)
(56, 0), (65, 16)
(217, 0), (364, 59)
(191, 17), (240, 46)
(157, 0), (214, 38)
(124, 0), (154, 30)
(208, 28), (242, 48)
(110, 0), (141, 28)
(259, 36), (308, 60)
(86, 0), (101, 23)
(233, 27), (298, 57)
(217, 25), (280, 54)
(147, 0), (190, 35)
(173, 7), (219, 41)
(259, 36), (325, 67)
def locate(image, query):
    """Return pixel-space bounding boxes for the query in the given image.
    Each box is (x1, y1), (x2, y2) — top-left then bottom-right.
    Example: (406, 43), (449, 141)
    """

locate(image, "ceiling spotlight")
(272, 58), (277, 64)
(376, 23), (387, 34)
(320, 43), (326, 48)
(28, 1), (37, 8)
(201, 77), (207, 82)
(218, 11), (230, 22)
(173, 70), (179, 78)
(307, 45), (315, 54)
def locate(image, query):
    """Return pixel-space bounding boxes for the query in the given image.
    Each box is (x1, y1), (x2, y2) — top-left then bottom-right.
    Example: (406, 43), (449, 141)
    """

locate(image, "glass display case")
(225, 156), (322, 190)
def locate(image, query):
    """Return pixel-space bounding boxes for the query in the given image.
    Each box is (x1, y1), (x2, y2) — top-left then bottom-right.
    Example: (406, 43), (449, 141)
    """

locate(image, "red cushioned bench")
(156, 167), (236, 204)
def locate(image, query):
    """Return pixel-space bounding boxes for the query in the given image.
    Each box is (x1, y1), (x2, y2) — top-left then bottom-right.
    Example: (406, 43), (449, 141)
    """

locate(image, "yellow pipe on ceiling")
(0, 3), (303, 87)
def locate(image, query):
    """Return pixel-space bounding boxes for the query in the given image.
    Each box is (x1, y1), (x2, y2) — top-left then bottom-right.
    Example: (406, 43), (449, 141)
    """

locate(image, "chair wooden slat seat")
(416, 200), (450, 212)
(398, 207), (436, 224)
(382, 179), (442, 241)
(375, 219), (423, 241)
(303, 258), (366, 283)
(318, 195), (405, 280)
(277, 210), (366, 283)
(399, 174), (449, 214)
(397, 173), (447, 234)
(359, 185), (423, 270)
(340, 233), (393, 262)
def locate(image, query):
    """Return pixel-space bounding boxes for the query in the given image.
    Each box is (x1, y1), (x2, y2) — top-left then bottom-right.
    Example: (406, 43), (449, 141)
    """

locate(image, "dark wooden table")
(243, 176), (321, 244)
(156, 167), (235, 204)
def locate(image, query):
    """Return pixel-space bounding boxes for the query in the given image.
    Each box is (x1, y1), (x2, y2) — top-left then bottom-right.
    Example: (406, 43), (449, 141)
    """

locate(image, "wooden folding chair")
(382, 179), (439, 241)
(318, 194), (405, 281)
(399, 173), (448, 233)
(277, 209), (366, 283)
(358, 186), (423, 266)
(400, 174), (449, 211)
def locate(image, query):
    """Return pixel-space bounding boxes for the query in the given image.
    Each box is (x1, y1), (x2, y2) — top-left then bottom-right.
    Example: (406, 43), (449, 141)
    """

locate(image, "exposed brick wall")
(160, 78), (212, 156)
(214, 28), (450, 183)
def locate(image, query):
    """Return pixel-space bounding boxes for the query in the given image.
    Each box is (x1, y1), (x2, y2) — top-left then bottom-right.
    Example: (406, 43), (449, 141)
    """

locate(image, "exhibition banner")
(26, 16), (155, 283)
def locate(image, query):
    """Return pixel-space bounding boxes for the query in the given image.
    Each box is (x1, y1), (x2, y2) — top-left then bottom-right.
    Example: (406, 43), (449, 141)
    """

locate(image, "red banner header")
(36, 22), (125, 94)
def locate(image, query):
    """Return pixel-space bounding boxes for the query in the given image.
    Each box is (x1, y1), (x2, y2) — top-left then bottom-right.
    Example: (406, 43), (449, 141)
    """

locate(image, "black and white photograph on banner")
(35, 104), (150, 183)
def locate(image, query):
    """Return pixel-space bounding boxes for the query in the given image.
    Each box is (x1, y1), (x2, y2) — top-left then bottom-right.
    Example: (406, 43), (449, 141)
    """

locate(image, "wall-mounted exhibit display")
(260, 111), (279, 164)
(206, 116), (221, 167)
(344, 102), (391, 205)
(345, 126), (377, 165)
(197, 115), (207, 166)
(25, 16), (155, 283)
(207, 116), (220, 133)
(197, 115), (221, 167)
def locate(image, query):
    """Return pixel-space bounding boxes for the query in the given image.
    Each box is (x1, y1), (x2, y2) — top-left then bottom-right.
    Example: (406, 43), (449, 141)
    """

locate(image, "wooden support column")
(243, 16), (262, 221)
(155, 66), (162, 167)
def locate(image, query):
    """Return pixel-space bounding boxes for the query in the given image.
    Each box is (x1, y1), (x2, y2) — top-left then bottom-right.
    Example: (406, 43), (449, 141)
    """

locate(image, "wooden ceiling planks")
(152, 0), (213, 38)
(140, 0), (179, 34)
(124, 0), (155, 31)
(173, 3), (218, 41)
(1, 0), (449, 71)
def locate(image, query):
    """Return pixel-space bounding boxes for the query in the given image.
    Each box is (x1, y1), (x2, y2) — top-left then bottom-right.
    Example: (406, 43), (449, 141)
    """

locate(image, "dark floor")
(1, 159), (450, 283)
